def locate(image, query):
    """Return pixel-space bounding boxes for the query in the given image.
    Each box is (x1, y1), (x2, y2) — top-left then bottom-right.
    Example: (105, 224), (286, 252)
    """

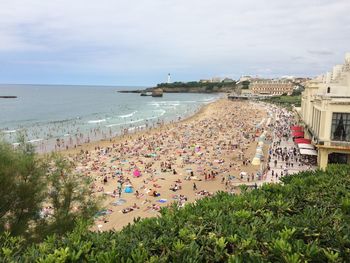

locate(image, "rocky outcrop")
(118, 84), (238, 94)
(146, 84), (237, 93)
(151, 88), (163, 97)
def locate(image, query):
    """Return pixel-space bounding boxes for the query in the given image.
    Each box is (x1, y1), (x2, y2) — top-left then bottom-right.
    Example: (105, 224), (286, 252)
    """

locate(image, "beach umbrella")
(258, 141), (264, 146)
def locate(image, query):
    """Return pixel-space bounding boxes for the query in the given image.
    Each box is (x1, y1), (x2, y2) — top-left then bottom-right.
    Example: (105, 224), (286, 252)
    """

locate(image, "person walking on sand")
(193, 182), (197, 191)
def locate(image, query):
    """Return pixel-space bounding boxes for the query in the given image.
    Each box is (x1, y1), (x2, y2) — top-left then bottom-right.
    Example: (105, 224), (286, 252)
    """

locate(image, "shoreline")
(62, 98), (269, 232)
(2, 90), (221, 154)
(60, 99), (218, 157)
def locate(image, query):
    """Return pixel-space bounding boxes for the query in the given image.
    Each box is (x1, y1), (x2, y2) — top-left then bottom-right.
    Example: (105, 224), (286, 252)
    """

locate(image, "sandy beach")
(63, 99), (268, 231)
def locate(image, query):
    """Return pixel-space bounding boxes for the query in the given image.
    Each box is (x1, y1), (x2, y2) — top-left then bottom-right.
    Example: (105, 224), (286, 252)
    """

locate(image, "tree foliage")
(1, 165), (350, 261)
(39, 154), (101, 237)
(0, 140), (100, 242)
(0, 139), (47, 237)
(262, 95), (301, 109)
(156, 81), (237, 90)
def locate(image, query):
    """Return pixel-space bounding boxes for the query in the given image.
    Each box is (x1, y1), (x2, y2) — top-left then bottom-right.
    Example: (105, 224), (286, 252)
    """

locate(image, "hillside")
(118, 81), (238, 94)
(151, 81), (237, 93)
(2, 165), (350, 262)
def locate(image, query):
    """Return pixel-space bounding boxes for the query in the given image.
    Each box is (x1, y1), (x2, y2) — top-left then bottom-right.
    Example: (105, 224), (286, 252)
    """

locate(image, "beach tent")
(256, 148), (263, 154)
(258, 132), (267, 142)
(252, 158), (261, 165)
(124, 186), (133, 193)
(266, 118), (271, 126)
(297, 143), (315, 150)
(291, 126), (304, 131)
(255, 153), (263, 158)
(294, 138), (312, 144)
(299, 148), (318, 156)
(292, 131), (304, 138)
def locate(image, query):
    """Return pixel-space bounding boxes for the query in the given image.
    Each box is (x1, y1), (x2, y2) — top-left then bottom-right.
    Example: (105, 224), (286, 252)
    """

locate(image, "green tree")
(0, 139), (47, 237)
(40, 154), (101, 237)
(0, 139), (100, 241)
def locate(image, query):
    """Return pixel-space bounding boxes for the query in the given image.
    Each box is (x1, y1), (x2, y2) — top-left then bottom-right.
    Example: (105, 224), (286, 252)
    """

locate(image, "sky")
(0, 0), (349, 86)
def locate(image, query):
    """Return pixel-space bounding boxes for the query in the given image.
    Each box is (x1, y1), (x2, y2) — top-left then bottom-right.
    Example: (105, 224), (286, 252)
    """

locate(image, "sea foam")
(88, 119), (106, 124)
(118, 111), (137, 118)
(2, 130), (17, 134)
(27, 139), (43, 143)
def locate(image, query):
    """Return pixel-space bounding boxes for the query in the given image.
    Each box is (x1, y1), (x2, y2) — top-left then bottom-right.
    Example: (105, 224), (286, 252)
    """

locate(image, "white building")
(300, 53), (350, 169)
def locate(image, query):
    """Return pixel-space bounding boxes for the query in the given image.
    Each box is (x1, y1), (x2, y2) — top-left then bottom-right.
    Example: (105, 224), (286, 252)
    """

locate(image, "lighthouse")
(167, 73), (171, 84)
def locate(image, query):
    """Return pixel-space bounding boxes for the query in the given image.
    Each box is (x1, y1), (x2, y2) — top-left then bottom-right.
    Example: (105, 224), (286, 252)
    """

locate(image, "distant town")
(152, 75), (310, 96)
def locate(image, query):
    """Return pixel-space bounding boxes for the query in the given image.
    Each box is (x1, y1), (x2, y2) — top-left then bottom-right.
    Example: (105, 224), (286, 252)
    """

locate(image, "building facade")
(300, 53), (350, 169)
(250, 79), (294, 95)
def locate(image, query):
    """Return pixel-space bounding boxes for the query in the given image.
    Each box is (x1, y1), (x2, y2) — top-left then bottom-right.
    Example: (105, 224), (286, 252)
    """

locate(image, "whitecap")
(2, 130), (17, 134)
(105, 119), (144, 128)
(88, 119), (106, 124)
(105, 123), (123, 128)
(27, 139), (43, 143)
(181, 101), (197, 103)
(158, 110), (166, 116)
(118, 111), (137, 118)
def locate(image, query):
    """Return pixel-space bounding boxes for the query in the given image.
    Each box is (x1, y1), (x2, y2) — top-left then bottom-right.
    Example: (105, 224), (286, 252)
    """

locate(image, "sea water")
(0, 84), (221, 152)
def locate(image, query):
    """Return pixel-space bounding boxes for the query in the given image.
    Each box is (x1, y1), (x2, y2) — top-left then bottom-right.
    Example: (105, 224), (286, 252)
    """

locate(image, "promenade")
(260, 104), (317, 185)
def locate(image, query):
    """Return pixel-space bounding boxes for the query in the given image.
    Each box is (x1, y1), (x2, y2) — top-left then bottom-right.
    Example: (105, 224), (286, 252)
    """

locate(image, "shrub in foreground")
(1, 165), (350, 262)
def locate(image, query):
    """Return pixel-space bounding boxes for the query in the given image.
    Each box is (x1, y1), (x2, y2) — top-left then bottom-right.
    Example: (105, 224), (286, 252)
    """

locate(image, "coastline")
(2, 86), (220, 153)
(60, 99), (218, 157)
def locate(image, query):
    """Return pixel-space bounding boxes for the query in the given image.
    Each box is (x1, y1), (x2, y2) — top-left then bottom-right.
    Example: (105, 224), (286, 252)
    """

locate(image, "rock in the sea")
(152, 88), (163, 97)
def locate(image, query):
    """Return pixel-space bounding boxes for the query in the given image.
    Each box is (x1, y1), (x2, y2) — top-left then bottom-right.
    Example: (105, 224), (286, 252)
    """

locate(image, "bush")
(0, 140), (100, 243)
(1, 165), (350, 261)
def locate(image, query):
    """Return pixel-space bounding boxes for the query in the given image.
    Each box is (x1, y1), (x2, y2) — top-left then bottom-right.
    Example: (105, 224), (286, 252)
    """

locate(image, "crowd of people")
(65, 99), (268, 231)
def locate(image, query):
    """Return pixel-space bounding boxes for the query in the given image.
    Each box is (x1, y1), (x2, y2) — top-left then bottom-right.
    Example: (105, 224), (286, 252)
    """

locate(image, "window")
(331, 113), (350, 141)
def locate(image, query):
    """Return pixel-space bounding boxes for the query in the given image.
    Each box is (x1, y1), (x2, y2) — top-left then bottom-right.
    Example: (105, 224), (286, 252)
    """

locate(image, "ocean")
(0, 84), (221, 152)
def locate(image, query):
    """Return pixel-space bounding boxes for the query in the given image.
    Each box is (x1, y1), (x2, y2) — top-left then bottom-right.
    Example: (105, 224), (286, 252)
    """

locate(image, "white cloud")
(0, 0), (349, 83)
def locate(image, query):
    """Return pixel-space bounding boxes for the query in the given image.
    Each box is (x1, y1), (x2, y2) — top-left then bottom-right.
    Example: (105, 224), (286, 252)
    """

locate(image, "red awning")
(294, 138), (311, 144)
(291, 126), (304, 131)
(292, 131), (304, 137)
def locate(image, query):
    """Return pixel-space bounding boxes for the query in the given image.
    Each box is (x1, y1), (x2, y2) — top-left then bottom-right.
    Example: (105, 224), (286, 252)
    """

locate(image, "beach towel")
(133, 169), (141, 177)
(94, 209), (113, 217)
(157, 199), (167, 203)
(111, 199), (127, 206)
